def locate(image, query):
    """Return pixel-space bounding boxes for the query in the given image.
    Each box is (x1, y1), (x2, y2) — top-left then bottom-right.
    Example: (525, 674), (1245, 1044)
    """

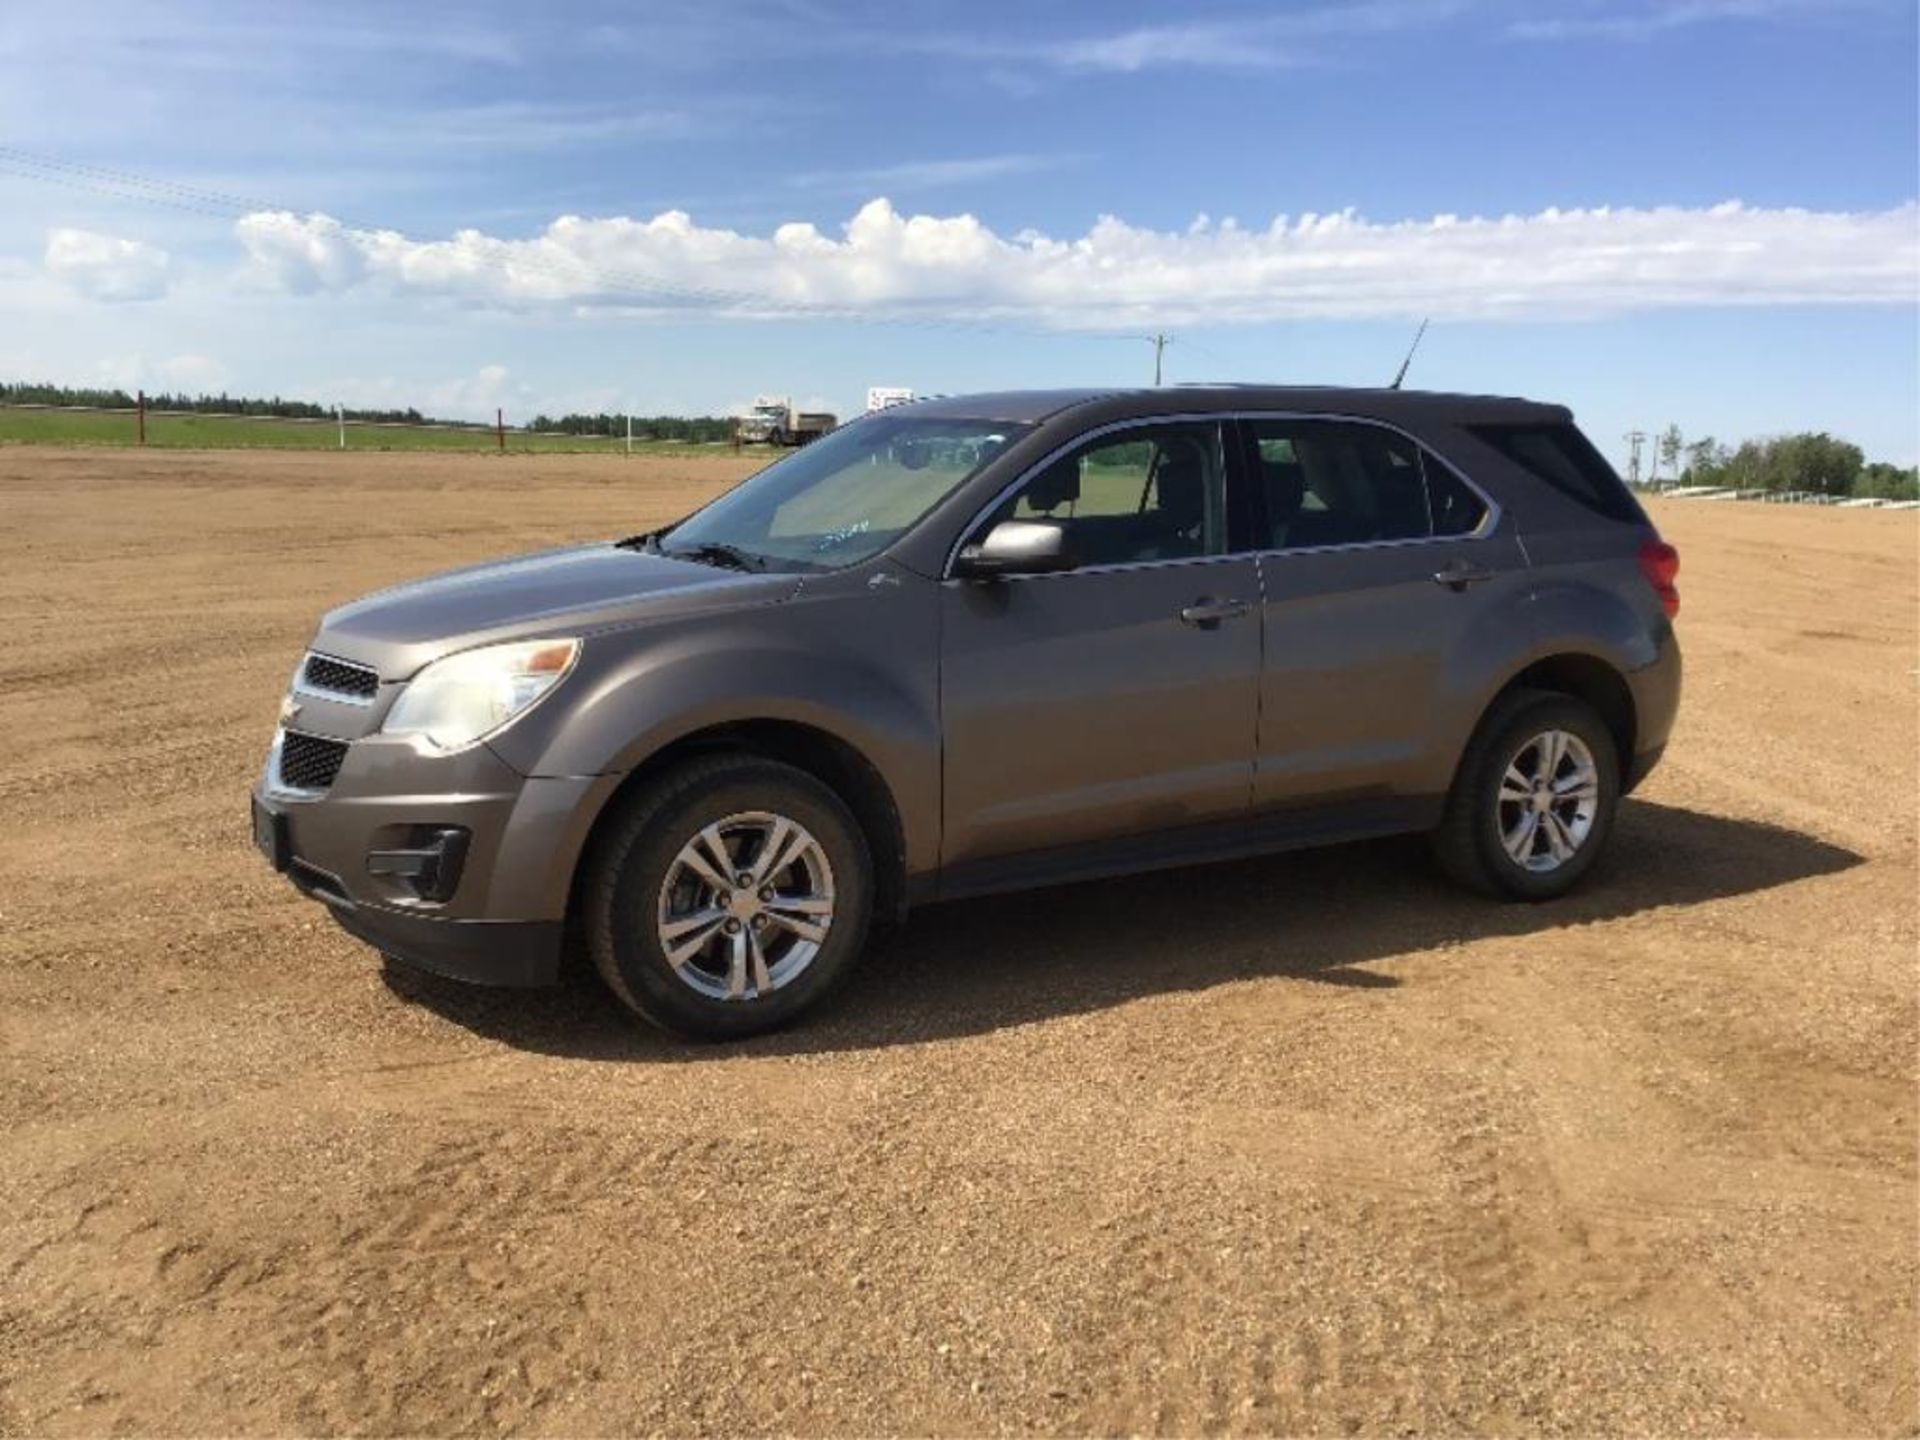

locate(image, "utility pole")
(625, 412), (632, 456)
(1148, 332), (1170, 386)
(1624, 430), (1647, 488)
(336, 404), (345, 450)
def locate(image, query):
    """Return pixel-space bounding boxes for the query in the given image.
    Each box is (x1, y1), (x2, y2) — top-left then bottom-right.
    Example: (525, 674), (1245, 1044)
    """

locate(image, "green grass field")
(0, 407), (737, 456)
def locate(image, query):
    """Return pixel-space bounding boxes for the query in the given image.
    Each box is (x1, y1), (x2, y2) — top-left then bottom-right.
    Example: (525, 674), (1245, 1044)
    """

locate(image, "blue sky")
(1, 0), (1915, 465)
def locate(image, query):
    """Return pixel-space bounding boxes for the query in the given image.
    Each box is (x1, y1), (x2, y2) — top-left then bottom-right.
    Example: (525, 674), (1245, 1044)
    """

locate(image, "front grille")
(279, 731), (349, 791)
(300, 653), (379, 701)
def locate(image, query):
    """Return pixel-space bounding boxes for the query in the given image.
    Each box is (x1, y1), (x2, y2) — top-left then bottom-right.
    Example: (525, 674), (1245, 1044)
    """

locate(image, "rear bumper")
(1623, 627), (1682, 794)
(1624, 740), (1668, 793)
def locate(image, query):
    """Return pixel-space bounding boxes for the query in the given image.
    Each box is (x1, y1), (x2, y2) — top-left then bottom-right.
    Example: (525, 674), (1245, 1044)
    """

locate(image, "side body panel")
(1432, 423), (1683, 778)
(1514, 528), (1684, 778)
(488, 561), (946, 886)
(937, 555), (1264, 868)
(1252, 529), (1535, 806)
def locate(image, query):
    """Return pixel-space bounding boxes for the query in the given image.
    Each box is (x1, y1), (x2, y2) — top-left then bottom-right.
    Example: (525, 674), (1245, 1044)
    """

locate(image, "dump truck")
(737, 396), (837, 446)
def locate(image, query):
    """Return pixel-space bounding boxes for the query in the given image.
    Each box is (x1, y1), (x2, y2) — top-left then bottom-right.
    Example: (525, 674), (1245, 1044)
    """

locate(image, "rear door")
(939, 419), (1263, 869)
(1240, 417), (1531, 809)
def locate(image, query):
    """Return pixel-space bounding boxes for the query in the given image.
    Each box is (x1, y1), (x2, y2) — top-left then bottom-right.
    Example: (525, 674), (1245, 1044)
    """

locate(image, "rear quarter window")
(1468, 423), (1642, 523)
(1421, 455), (1489, 536)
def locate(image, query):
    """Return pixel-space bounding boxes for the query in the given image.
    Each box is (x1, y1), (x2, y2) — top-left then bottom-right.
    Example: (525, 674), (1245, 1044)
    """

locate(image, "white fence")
(1645, 484), (1917, 510)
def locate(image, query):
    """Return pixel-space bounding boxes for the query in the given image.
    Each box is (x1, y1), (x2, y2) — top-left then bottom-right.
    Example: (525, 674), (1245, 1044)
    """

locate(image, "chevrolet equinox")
(253, 387), (1682, 1039)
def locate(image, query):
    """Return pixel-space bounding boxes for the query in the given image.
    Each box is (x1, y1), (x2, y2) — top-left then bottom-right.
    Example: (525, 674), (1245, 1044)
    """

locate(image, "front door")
(939, 420), (1263, 869)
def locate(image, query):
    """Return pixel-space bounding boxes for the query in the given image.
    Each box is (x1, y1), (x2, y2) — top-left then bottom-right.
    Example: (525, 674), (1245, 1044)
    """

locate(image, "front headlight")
(382, 638), (580, 751)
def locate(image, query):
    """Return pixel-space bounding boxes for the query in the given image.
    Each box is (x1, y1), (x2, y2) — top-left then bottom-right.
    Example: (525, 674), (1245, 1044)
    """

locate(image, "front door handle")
(1179, 597), (1253, 629)
(1432, 560), (1494, 591)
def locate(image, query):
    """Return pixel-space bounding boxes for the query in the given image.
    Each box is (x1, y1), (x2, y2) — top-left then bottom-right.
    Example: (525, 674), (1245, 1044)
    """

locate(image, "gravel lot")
(1, 447), (1914, 1436)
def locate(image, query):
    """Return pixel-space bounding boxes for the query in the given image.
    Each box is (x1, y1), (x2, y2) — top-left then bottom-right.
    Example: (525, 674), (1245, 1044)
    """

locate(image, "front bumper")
(322, 888), (563, 988)
(254, 729), (619, 988)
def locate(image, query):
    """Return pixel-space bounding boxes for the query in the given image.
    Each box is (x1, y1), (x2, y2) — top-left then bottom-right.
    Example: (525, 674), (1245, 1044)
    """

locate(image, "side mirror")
(953, 520), (1078, 579)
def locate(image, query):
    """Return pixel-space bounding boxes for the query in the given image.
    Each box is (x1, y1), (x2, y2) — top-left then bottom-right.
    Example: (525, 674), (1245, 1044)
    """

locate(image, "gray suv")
(253, 387), (1681, 1039)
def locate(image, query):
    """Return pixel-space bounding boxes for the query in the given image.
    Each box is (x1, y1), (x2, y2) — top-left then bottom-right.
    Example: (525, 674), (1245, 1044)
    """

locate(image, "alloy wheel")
(655, 811), (836, 1001)
(1496, 729), (1600, 873)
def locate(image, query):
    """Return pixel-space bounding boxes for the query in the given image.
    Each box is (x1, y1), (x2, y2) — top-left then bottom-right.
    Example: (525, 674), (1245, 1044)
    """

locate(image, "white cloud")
(1511, 0), (1892, 40)
(321, 365), (525, 422)
(425, 363), (515, 417)
(392, 102), (703, 150)
(789, 154), (1078, 194)
(156, 353), (226, 390)
(846, 2), (1467, 76)
(229, 198), (1920, 328)
(235, 212), (368, 294)
(1049, 22), (1302, 72)
(43, 228), (172, 302)
(80, 352), (228, 392)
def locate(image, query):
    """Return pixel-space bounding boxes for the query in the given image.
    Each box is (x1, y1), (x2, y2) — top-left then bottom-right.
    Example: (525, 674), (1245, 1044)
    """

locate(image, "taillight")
(1639, 538), (1680, 619)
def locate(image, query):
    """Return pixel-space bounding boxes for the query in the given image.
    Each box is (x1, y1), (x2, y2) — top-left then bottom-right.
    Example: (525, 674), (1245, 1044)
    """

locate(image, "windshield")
(661, 414), (1027, 571)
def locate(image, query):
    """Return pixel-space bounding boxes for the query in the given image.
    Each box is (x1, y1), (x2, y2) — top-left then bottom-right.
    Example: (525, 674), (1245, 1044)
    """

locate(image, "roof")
(903, 389), (1119, 423)
(902, 385), (1569, 427)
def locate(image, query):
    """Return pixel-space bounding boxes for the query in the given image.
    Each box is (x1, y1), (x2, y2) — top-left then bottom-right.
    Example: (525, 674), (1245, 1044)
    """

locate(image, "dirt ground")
(1, 446), (1914, 1437)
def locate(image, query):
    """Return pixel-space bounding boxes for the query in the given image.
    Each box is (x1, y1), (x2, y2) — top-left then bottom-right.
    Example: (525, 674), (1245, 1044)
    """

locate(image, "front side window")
(986, 421), (1227, 568)
(1248, 420), (1485, 549)
(663, 414), (1027, 571)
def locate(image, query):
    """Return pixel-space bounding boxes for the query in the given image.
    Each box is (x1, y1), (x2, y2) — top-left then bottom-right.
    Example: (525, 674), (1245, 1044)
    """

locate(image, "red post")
(496, 407), (505, 453)
(137, 389), (146, 447)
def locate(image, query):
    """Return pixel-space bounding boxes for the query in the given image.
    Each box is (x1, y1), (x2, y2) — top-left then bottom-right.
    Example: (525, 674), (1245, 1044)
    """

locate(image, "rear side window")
(1468, 423), (1640, 522)
(1247, 420), (1485, 549)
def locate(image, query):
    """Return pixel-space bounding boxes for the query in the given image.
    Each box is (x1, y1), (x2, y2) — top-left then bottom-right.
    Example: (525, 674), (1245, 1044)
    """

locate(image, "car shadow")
(379, 799), (1863, 1063)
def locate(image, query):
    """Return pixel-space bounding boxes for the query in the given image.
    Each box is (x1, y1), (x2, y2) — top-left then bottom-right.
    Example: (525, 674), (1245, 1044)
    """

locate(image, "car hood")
(312, 542), (801, 679)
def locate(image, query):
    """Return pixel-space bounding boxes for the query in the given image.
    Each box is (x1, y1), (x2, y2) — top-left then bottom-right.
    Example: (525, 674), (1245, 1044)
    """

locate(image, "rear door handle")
(1432, 561), (1494, 591)
(1179, 597), (1253, 629)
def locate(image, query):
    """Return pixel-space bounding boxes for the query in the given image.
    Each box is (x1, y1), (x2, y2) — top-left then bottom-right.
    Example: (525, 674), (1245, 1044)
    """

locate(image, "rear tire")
(583, 755), (872, 1040)
(1431, 688), (1621, 901)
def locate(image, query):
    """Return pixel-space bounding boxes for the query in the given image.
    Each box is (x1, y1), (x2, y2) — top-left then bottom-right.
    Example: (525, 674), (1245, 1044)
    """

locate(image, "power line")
(1624, 430), (1648, 487)
(1146, 332), (1170, 386)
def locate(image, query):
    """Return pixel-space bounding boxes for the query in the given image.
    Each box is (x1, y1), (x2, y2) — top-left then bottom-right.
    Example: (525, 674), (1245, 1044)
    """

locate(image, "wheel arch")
(1488, 652), (1638, 785)
(569, 718), (911, 931)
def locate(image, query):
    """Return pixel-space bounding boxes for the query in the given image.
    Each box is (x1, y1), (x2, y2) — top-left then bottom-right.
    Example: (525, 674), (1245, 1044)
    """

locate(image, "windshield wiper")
(664, 540), (769, 572)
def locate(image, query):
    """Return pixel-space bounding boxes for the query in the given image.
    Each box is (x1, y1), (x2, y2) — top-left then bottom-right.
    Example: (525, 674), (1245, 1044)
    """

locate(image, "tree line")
(525, 412), (735, 442)
(0, 380), (442, 426)
(1646, 423), (1917, 501)
(1, 381), (733, 438)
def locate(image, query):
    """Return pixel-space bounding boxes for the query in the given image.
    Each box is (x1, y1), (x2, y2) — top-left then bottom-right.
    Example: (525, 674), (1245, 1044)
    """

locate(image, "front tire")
(583, 756), (873, 1039)
(1431, 688), (1621, 900)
